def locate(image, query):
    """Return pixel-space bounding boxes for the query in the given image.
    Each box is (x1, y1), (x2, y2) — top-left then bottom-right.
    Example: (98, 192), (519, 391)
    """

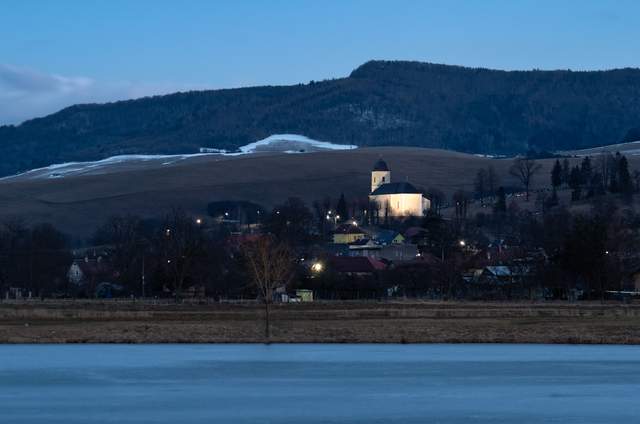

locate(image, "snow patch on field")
(2, 134), (357, 181)
(200, 134), (357, 155)
(1, 153), (212, 181)
(238, 134), (357, 153)
(564, 140), (640, 156)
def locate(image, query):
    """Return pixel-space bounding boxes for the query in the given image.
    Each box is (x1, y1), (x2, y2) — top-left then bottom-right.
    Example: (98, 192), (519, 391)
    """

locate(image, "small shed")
(296, 289), (314, 302)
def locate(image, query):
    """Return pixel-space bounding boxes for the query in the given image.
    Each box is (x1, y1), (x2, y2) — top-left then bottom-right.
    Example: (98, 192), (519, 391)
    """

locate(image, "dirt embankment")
(0, 301), (639, 344)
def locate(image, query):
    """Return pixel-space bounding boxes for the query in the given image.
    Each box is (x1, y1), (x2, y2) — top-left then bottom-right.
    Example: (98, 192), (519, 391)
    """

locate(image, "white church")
(369, 158), (430, 217)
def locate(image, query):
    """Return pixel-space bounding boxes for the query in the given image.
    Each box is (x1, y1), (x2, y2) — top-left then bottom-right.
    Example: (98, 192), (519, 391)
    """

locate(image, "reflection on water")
(0, 344), (639, 423)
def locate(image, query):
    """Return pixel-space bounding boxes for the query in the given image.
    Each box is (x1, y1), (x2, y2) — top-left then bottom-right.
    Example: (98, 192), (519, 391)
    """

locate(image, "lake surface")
(0, 344), (638, 423)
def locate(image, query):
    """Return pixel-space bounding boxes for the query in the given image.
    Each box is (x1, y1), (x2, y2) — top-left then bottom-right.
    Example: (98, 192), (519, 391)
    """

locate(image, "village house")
(348, 238), (419, 261)
(67, 250), (114, 293)
(373, 229), (405, 245)
(332, 223), (367, 244)
(328, 256), (387, 276)
(621, 266), (640, 294)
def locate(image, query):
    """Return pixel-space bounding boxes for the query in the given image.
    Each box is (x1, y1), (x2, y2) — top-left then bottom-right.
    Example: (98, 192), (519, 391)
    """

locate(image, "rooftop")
(333, 224), (366, 235)
(371, 181), (422, 195)
(373, 158), (389, 172)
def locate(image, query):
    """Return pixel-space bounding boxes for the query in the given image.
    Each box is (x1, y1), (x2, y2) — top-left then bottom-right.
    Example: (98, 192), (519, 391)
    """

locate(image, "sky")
(1, 0), (640, 125)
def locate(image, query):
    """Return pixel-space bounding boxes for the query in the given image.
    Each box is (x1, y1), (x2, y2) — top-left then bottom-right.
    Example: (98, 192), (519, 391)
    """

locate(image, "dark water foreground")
(0, 344), (638, 423)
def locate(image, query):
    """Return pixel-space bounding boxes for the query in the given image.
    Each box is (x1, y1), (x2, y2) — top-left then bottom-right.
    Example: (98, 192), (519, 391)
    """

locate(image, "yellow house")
(333, 224), (366, 244)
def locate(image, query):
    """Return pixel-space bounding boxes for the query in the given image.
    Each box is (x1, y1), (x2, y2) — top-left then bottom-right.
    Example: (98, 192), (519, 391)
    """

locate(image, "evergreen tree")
(494, 187), (507, 214)
(618, 155), (634, 197)
(568, 166), (583, 201)
(580, 156), (592, 182)
(336, 193), (348, 221)
(486, 165), (499, 200)
(474, 168), (487, 205)
(590, 172), (605, 197)
(551, 159), (562, 190)
(609, 153), (621, 193)
(562, 158), (571, 186)
(580, 157), (593, 197)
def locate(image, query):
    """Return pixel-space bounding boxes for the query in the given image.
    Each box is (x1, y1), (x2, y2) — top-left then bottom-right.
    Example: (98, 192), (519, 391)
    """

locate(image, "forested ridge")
(1, 60), (640, 176)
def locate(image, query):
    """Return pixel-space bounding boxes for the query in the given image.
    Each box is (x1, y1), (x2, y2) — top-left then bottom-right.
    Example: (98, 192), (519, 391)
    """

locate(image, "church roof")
(371, 181), (422, 195)
(373, 158), (389, 171)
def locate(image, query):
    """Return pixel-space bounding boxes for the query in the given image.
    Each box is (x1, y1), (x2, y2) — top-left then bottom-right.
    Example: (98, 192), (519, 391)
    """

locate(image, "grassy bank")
(0, 301), (639, 344)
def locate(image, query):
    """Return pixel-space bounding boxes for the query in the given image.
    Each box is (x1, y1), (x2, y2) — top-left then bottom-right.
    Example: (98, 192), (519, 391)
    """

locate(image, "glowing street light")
(195, 218), (202, 225)
(311, 262), (324, 273)
(459, 240), (466, 247)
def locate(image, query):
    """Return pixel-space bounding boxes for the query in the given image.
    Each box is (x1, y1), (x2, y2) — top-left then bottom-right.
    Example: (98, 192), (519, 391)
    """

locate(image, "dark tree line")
(0, 221), (71, 297)
(550, 152), (635, 202)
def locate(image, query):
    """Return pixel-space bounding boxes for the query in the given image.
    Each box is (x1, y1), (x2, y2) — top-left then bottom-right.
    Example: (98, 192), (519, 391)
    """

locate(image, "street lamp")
(195, 218), (202, 225)
(311, 262), (324, 273)
(459, 240), (466, 247)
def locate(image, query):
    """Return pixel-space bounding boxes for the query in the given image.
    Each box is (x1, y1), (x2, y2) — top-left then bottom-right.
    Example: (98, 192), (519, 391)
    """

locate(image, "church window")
(382, 177), (386, 182)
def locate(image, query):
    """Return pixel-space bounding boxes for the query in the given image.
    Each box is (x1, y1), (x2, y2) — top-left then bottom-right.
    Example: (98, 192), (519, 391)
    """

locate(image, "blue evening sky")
(1, 0), (639, 124)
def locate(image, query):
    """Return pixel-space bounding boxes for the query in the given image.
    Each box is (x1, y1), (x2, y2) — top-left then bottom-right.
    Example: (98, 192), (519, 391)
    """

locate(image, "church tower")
(371, 158), (391, 193)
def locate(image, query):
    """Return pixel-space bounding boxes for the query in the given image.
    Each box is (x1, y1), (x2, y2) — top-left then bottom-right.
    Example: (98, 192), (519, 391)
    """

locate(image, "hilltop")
(1, 60), (640, 177)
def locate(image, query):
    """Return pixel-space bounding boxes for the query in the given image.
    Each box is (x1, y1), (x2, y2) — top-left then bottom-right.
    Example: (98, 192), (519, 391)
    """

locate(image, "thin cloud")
(0, 64), (205, 125)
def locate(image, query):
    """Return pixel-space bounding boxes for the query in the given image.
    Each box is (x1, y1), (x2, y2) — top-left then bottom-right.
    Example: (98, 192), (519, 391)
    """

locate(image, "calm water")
(0, 344), (638, 423)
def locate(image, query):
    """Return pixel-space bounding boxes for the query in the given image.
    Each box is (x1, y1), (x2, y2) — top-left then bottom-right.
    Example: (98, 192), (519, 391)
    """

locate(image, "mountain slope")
(1, 60), (640, 176)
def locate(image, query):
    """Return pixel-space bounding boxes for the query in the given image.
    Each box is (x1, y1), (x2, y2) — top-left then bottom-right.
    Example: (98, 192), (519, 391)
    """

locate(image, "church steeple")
(371, 158), (391, 193)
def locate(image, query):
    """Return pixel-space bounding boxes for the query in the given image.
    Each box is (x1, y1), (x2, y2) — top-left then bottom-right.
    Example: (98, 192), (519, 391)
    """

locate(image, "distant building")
(373, 229), (405, 245)
(328, 256), (387, 276)
(369, 159), (430, 217)
(296, 289), (314, 302)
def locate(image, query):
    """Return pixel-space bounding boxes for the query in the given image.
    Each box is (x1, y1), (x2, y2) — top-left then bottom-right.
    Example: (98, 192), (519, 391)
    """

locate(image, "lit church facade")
(369, 159), (430, 217)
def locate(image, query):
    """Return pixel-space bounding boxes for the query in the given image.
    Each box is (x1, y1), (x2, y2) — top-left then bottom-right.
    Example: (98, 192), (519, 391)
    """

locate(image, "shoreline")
(1, 301), (639, 344)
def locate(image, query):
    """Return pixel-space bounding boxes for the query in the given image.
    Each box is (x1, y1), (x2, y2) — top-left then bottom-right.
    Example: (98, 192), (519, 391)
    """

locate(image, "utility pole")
(141, 255), (146, 298)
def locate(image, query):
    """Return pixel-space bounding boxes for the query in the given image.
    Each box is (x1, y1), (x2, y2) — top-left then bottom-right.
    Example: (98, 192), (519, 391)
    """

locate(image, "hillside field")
(0, 148), (543, 239)
(1, 146), (639, 240)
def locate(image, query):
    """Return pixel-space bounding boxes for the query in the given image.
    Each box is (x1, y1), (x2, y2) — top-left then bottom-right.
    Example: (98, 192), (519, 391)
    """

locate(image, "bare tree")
(452, 190), (470, 223)
(93, 215), (145, 292)
(426, 187), (445, 216)
(160, 209), (206, 299)
(474, 168), (487, 205)
(486, 165), (499, 200)
(243, 236), (293, 339)
(510, 158), (542, 201)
